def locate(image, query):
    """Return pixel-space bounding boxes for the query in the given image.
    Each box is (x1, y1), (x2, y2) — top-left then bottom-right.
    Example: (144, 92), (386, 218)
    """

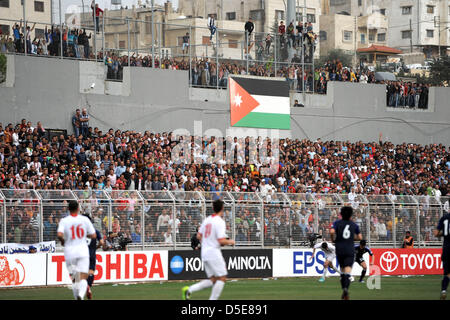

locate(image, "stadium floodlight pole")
(158, 22), (162, 68)
(151, 0), (155, 68)
(23, 0), (27, 56)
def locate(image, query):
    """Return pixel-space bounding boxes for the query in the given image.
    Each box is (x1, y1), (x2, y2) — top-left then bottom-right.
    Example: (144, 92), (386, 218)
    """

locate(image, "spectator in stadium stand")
(182, 32), (190, 55)
(78, 29), (92, 59)
(244, 18), (254, 53)
(12, 21), (22, 53)
(402, 231), (414, 248)
(72, 109), (81, 137)
(207, 15), (216, 41)
(293, 99), (304, 107)
(264, 34), (272, 55)
(278, 21), (286, 48)
(287, 22), (295, 48)
(91, 1), (104, 33)
(80, 108), (89, 137)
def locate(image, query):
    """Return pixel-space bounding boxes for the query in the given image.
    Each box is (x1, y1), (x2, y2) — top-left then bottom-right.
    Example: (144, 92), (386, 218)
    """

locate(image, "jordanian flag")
(229, 76), (290, 129)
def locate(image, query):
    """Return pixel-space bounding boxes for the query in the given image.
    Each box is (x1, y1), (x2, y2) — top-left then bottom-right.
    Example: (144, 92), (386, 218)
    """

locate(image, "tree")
(428, 56), (450, 86)
(318, 49), (353, 67)
(0, 53), (6, 83)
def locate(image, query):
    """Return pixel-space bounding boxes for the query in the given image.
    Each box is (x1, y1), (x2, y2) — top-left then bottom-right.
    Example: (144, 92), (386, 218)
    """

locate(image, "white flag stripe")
(251, 95), (290, 114)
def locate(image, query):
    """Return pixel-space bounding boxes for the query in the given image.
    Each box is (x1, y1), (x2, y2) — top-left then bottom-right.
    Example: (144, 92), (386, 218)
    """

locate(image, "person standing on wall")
(91, 1), (104, 33)
(244, 18), (254, 55)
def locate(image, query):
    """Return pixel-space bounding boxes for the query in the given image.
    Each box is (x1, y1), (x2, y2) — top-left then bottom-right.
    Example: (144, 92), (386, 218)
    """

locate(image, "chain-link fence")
(0, 189), (447, 249)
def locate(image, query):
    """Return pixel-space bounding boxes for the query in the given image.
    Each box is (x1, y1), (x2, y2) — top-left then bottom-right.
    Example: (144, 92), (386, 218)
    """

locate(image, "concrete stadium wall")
(1, 55), (449, 145)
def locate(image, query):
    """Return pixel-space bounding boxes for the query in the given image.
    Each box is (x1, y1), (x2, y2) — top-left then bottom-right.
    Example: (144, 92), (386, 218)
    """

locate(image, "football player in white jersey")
(310, 240), (341, 282)
(182, 199), (235, 300)
(57, 200), (96, 300)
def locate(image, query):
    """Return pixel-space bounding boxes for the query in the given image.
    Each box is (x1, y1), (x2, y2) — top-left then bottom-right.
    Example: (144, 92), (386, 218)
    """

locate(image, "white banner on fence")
(47, 251), (168, 285)
(273, 249), (369, 277)
(0, 241), (56, 254)
(0, 253), (47, 287)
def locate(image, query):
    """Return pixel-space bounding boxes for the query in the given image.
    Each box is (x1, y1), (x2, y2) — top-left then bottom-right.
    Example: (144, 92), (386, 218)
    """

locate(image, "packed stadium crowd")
(0, 116), (448, 246)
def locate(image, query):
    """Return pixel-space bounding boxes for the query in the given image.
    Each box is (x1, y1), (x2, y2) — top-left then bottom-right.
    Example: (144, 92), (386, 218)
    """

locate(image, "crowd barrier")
(0, 248), (444, 287)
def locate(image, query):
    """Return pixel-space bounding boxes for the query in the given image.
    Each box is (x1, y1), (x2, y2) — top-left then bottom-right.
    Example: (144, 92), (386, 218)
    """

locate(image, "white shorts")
(65, 256), (90, 275)
(204, 257), (228, 278)
(325, 254), (336, 263)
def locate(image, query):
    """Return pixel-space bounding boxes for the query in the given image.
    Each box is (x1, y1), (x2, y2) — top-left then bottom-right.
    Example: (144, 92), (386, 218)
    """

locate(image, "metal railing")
(1, 189), (447, 250)
(0, 14), (318, 93)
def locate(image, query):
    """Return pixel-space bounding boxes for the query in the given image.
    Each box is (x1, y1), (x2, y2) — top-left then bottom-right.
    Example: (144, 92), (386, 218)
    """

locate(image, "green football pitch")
(0, 275), (444, 300)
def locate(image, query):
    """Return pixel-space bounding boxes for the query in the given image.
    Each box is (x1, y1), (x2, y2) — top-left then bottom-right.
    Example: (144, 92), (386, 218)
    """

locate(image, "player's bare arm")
(57, 232), (65, 246)
(434, 229), (443, 238)
(218, 238), (235, 246)
(330, 228), (336, 242)
(97, 239), (104, 249)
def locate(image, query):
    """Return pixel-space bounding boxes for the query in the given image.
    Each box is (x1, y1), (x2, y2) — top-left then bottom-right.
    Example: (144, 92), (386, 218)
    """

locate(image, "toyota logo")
(380, 251), (399, 273)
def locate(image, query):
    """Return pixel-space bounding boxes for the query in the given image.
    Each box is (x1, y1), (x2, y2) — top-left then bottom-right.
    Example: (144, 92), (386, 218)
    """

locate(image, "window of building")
(358, 0), (362, 6)
(34, 28), (44, 38)
(426, 29), (434, 37)
(343, 30), (353, 41)
(202, 36), (211, 45)
(296, 12), (303, 21)
(0, 0), (9, 8)
(380, 8), (386, 15)
(0, 24), (9, 35)
(360, 33), (366, 44)
(369, 34), (375, 41)
(228, 39), (238, 48)
(145, 16), (152, 34)
(401, 6), (412, 15)
(426, 5), (434, 14)
(226, 12), (236, 20)
(275, 10), (285, 21)
(402, 30), (412, 39)
(319, 30), (327, 41)
(307, 14), (316, 23)
(250, 10), (263, 20)
(119, 40), (126, 49)
(377, 33), (386, 42)
(34, 1), (44, 12)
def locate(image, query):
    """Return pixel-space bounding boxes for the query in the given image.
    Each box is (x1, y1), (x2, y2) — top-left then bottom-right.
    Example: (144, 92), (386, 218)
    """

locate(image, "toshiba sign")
(47, 251), (168, 285)
(372, 249), (443, 275)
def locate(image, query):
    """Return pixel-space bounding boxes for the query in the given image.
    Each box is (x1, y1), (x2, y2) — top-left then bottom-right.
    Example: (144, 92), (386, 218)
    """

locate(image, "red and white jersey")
(57, 214), (95, 259)
(199, 214), (227, 261)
